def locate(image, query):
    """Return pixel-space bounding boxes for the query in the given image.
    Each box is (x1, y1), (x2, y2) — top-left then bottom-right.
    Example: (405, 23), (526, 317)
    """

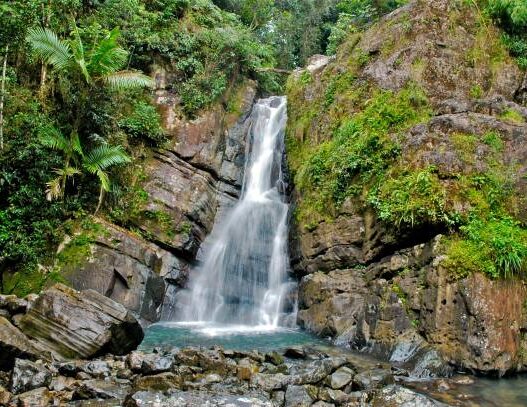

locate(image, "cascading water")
(176, 96), (296, 329)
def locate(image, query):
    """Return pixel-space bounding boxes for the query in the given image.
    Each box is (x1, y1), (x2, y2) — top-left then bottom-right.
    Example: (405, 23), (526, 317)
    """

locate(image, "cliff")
(287, 0), (527, 375)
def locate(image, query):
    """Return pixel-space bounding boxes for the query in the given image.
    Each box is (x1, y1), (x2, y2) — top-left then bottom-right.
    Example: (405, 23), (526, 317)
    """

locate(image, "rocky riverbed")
(1, 283), (515, 407)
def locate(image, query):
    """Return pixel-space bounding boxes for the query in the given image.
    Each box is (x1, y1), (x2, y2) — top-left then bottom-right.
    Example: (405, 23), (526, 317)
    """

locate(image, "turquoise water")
(140, 322), (329, 352)
(140, 323), (527, 406)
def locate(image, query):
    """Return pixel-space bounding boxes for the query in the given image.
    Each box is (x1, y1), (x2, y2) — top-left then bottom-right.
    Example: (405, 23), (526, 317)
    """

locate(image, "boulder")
(73, 378), (131, 400)
(14, 387), (53, 406)
(63, 220), (185, 324)
(329, 366), (354, 390)
(11, 359), (52, 394)
(17, 284), (143, 360)
(126, 351), (174, 374)
(0, 317), (48, 369)
(284, 385), (314, 407)
(371, 385), (446, 407)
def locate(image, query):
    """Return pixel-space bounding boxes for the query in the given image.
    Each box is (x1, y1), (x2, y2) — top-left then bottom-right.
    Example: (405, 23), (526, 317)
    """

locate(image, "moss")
(499, 108), (525, 124)
(470, 84), (483, 99)
(483, 131), (504, 152)
(290, 83), (432, 226)
(57, 219), (105, 269)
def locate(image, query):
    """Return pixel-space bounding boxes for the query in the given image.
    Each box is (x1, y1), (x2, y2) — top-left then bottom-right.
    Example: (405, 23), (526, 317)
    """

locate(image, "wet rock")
(18, 284), (143, 360)
(125, 389), (272, 406)
(290, 359), (334, 385)
(252, 373), (291, 392)
(73, 378), (131, 400)
(0, 317), (47, 369)
(354, 368), (394, 390)
(266, 351), (285, 366)
(80, 361), (112, 378)
(371, 384), (445, 406)
(11, 359), (52, 394)
(284, 385), (314, 407)
(49, 376), (78, 392)
(15, 387), (53, 407)
(133, 372), (182, 391)
(283, 346), (306, 359)
(127, 351), (174, 374)
(329, 366), (354, 389)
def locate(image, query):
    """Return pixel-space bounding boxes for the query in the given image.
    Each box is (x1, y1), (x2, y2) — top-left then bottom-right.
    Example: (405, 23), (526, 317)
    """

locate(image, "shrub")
(119, 102), (166, 144)
(444, 216), (527, 279)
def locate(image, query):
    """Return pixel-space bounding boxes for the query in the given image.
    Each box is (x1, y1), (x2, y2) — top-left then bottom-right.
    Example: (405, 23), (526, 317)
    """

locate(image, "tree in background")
(26, 26), (151, 206)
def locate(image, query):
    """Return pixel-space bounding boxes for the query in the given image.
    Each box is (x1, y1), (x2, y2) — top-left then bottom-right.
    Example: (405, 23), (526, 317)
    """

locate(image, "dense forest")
(0, 0), (526, 296)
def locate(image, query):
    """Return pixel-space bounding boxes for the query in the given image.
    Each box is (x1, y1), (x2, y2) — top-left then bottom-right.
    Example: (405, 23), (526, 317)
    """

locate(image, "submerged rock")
(17, 284), (143, 360)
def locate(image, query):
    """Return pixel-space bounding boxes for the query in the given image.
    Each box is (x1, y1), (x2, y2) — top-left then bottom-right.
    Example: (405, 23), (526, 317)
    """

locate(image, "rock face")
(62, 81), (257, 323)
(287, 0), (527, 375)
(63, 220), (187, 324)
(17, 284), (143, 360)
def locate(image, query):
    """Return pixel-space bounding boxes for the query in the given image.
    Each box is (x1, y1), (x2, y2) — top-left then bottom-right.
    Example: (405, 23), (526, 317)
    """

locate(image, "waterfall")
(176, 96), (296, 329)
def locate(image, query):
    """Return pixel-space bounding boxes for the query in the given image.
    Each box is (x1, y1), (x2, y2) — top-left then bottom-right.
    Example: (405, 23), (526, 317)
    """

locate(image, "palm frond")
(26, 27), (72, 71)
(88, 27), (128, 76)
(96, 169), (111, 191)
(39, 125), (69, 152)
(83, 145), (131, 173)
(103, 70), (154, 90)
(70, 131), (84, 157)
(53, 166), (81, 177)
(71, 24), (90, 83)
(46, 177), (62, 201)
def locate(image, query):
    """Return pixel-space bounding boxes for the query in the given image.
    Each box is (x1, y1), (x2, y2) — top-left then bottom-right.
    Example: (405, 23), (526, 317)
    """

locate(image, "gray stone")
(329, 366), (354, 390)
(18, 284), (143, 360)
(284, 385), (313, 407)
(73, 378), (131, 400)
(11, 359), (52, 394)
(127, 351), (174, 374)
(371, 385), (446, 406)
(126, 390), (272, 406)
(354, 368), (394, 390)
(0, 317), (48, 369)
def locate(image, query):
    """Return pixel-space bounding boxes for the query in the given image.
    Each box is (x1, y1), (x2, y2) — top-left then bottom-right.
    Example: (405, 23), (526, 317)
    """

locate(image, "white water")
(175, 96), (295, 332)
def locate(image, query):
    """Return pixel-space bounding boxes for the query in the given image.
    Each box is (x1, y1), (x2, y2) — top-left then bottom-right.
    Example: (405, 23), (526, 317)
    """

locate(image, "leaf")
(39, 125), (69, 152)
(88, 27), (128, 77)
(71, 24), (91, 83)
(83, 145), (131, 174)
(103, 70), (154, 90)
(26, 27), (72, 71)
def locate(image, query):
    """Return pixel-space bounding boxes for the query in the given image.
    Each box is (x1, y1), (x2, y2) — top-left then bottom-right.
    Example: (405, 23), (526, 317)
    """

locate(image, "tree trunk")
(0, 45), (8, 151)
(94, 186), (105, 215)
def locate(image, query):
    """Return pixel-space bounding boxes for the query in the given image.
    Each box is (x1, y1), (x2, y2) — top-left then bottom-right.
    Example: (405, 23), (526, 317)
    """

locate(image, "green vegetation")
(292, 84), (431, 224)
(0, 0), (288, 294)
(485, 0), (527, 69)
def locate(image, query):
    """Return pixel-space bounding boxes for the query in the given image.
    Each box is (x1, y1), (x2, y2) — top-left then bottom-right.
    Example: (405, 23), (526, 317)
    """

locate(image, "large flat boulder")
(17, 284), (143, 360)
(0, 317), (49, 369)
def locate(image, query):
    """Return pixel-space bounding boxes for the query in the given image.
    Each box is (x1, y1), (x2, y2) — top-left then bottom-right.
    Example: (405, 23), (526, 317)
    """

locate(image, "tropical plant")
(26, 25), (149, 209)
(40, 124), (130, 213)
(26, 26), (153, 92)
